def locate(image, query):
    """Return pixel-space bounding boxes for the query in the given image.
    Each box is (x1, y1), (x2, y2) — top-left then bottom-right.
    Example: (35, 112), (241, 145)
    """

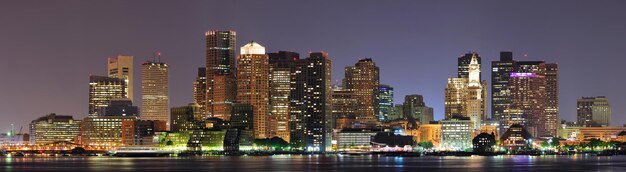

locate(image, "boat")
(13, 152), (25, 157)
(112, 147), (174, 157)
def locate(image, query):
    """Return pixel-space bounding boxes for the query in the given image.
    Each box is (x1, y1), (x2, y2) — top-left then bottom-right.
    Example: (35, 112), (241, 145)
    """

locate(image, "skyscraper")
(491, 52), (515, 122)
(509, 71), (546, 137)
(108, 55), (134, 102)
(378, 84), (394, 121)
(332, 86), (358, 129)
(89, 75), (127, 116)
(236, 41), (270, 139)
(141, 60), (169, 129)
(577, 96), (611, 127)
(268, 51), (299, 142)
(544, 63), (559, 136)
(466, 55), (484, 129)
(458, 52), (481, 79)
(193, 67), (208, 119)
(344, 58), (380, 126)
(290, 52), (332, 152)
(205, 30), (237, 121)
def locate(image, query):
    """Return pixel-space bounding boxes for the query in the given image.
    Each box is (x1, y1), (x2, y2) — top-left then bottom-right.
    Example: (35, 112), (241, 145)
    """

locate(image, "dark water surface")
(2, 155), (626, 171)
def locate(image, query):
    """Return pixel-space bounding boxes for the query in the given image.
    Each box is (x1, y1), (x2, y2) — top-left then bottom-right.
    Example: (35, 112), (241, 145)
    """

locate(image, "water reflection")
(1, 155), (626, 171)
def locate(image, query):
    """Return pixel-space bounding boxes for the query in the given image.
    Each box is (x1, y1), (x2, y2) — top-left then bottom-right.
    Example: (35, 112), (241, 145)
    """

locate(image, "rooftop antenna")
(152, 51), (162, 63)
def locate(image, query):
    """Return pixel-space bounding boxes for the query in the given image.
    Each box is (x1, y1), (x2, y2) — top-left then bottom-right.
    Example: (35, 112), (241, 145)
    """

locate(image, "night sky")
(1, 0), (626, 132)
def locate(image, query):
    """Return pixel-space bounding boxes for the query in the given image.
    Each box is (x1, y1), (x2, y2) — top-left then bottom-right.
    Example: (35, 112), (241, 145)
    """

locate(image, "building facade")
(205, 30), (237, 121)
(577, 96), (611, 127)
(403, 94), (434, 124)
(236, 41), (270, 139)
(378, 84), (394, 121)
(193, 67), (208, 119)
(440, 117), (473, 151)
(344, 58), (380, 126)
(171, 103), (203, 132)
(141, 60), (170, 129)
(30, 114), (81, 145)
(268, 51), (299, 142)
(89, 76), (127, 116)
(108, 55), (134, 102)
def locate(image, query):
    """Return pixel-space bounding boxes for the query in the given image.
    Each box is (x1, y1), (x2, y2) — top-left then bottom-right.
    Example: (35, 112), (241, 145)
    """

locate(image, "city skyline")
(3, 0), (626, 131)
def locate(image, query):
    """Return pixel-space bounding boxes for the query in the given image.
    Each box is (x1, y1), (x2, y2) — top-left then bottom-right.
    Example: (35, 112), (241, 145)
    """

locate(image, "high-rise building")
(231, 103), (254, 130)
(205, 30), (237, 121)
(193, 67), (208, 119)
(491, 52), (515, 122)
(577, 96), (611, 127)
(378, 84), (394, 121)
(236, 41), (270, 139)
(444, 78), (468, 119)
(403, 94), (434, 124)
(290, 52), (332, 152)
(108, 55), (134, 102)
(344, 58), (380, 126)
(458, 52), (481, 79)
(89, 76), (127, 116)
(466, 55), (484, 129)
(545, 63), (559, 136)
(268, 51), (299, 142)
(509, 71), (546, 137)
(29, 114), (81, 145)
(171, 103), (203, 132)
(141, 60), (170, 129)
(332, 87), (358, 128)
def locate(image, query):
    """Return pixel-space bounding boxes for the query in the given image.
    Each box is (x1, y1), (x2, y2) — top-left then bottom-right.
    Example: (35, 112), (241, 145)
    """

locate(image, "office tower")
(577, 96), (611, 127)
(491, 52), (515, 121)
(509, 71), (546, 137)
(193, 67), (208, 119)
(171, 103), (203, 132)
(544, 63), (559, 136)
(141, 60), (170, 129)
(378, 84), (394, 121)
(458, 52), (481, 79)
(205, 30), (237, 121)
(108, 55), (134, 102)
(236, 41), (270, 139)
(98, 98), (139, 116)
(89, 76), (127, 116)
(403, 94), (434, 124)
(268, 51), (300, 142)
(290, 52), (332, 152)
(344, 58), (380, 126)
(332, 86), (358, 128)
(444, 78), (468, 119)
(29, 114), (81, 145)
(388, 104), (404, 121)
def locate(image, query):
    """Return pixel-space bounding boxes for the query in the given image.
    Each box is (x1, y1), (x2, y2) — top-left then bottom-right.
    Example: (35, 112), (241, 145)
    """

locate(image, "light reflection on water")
(1, 155), (626, 171)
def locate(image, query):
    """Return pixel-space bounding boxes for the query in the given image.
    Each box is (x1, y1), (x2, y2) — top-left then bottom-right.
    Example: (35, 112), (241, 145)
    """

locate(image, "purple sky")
(1, 0), (626, 132)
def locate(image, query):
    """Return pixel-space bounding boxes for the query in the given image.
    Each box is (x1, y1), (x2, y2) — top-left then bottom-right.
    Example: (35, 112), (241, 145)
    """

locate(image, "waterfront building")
(440, 117), (473, 151)
(141, 60), (170, 130)
(500, 124), (532, 151)
(371, 132), (415, 148)
(378, 84), (394, 121)
(577, 127), (626, 142)
(108, 55), (134, 102)
(188, 129), (227, 151)
(121, 120), (159, 146)
(89, 76), (126, 116)
(473, 132), (496, 153)
(171, 103), (203, 132)
(205, 30), (237, 121)
(237, 41), (270, 139)
(479, 120), (500, 139)
(344, 58), (380, 126)
(336, 129), (378, 150)
(193, 67), (208, 119)
(418, 123), (441, 148)
(577, 96), (611, 127)
(557, 121), (581, 141)
(29, 114), (81, 145)
(80, 116), (138, 147)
